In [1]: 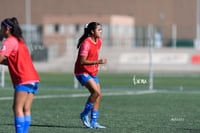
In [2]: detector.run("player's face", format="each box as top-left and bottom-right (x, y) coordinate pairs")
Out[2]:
(94, 25), (102, 38)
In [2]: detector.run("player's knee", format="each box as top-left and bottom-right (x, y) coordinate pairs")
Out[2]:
(23, 106), (30, 114)
(92, 92), (98, 99)
(97, 92), (102, 99)
(13, 107), (23, 116)
(93, 91), (101, 99)
(12, 104), (19, 113)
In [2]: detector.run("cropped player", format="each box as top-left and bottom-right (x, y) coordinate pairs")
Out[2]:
(0, 17), (40, 133)
(74, 22), (107, 128)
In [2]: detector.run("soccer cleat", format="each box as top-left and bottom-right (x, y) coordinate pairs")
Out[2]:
(90, 122), (106, 129)
(80, 113), (91, 128)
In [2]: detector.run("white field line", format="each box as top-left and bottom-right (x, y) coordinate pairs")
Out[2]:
(0, 90), (157, 101)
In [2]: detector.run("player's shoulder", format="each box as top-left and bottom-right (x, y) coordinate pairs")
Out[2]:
(4, 36), (18, 45)
(84, 37), (91, 43)
(82, 38), (91, 46)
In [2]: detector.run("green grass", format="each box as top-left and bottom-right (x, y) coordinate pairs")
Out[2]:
(0, 72), (200, 132)
(3, 72), (200, 90)
(0, 89), (200, 133)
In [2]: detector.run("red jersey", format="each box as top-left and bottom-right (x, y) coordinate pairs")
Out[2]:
(74, 37), (102, 76)
(0, 36), (39, 87)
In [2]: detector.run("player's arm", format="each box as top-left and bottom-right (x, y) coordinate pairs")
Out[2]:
(80, 56), (107, 65)
(0, 54), (8, 65)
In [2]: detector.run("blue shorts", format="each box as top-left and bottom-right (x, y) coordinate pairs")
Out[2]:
(75, 74), (99, 86)
(15, 82), (39, 94)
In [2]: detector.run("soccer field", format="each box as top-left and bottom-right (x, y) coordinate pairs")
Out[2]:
(0, 72), (200, 133)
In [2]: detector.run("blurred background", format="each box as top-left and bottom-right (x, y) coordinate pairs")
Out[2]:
(0, 0), (200, 89)
(1, 2), (200, 132)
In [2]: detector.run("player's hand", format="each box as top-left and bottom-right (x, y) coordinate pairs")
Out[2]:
(98, 58), (107, 64)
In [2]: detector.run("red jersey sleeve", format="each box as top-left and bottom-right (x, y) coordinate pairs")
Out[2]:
(0, 37), (18, 57)
(79, 40), (90, 56)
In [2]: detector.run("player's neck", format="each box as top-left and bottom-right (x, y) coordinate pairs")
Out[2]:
(89, 37), (97, 44)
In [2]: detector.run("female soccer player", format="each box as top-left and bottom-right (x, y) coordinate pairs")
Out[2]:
(74, 22), (107, 128)
(0, 17), (40, 133)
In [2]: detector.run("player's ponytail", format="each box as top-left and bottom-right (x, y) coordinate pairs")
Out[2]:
(77, 24), (89, 49)
(1, 17), (23, 41)
(77, 22), (101, 49)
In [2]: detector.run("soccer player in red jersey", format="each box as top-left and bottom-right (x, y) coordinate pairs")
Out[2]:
(0, 17), (40, 133)
(74, 22), (107, 128)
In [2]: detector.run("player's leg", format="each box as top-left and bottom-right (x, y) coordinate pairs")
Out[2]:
(13, 82), (38, 132)
(76, 74), (103, 128)
(84, 78), (101, 114)
(23, 93), (34, 133)
(80, 78), (98, 128)
(91, 76), (101, 110)
(13, 91), (28, 133)
(85, 79), (101, 104)
(90, 82), (106, 128)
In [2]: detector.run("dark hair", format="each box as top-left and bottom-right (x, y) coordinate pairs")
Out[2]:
(77, 22), (101, 49)
(0, 32), (3, 41)
(1, 17), (23, 41)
